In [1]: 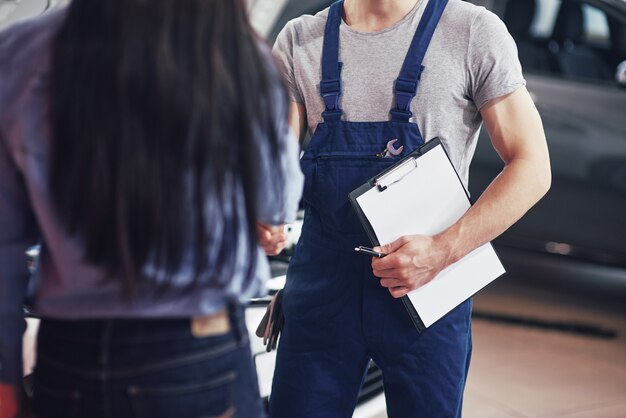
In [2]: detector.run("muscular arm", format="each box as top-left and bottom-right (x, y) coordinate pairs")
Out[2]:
(372, 87), (551, 297)
(440, 86), (551, 261)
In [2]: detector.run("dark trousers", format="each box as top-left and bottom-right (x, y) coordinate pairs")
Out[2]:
(33, 304), (264, 418)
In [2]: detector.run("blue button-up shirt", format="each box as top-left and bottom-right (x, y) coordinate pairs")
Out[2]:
(0, 9), (303, 384)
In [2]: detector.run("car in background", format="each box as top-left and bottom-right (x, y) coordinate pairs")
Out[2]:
(466, 0), (626, 295)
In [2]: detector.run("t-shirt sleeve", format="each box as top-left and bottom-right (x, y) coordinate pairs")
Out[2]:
(272, 20), (304, 104)
(468, 9), (526, 109)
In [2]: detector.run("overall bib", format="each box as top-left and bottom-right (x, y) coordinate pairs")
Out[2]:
(270, 1), (472, 417)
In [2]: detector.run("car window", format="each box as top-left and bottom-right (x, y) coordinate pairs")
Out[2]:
(582, 3), (611, 47)
(497, 0), (623, 84)
(529, 0), (560, 38)
(529, 0), (610, 46)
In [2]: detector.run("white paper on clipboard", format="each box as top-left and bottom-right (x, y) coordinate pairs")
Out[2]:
(355, 142), (505, 328)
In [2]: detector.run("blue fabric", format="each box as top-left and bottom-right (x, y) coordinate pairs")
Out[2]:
(320, 1), (344, 121)
(270, 1), (472, 417)
(392, 0), (448, 121)
(33, 304), (264, 418)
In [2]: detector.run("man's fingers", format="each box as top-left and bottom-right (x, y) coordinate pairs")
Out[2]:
(261, 239), (287, 255)
(388, 286), (409, 298)
(263, 246), (284, 256)
(372, 252), (413, 272)
(379, 277), (402, 288)
(371, 252), (400, 271)
(257, 228), (272, 242)
(258, 229), (287, 247)
(266, 232), (287, 245)
(261, 240), (285, 251)
(257, 224), (286, 245)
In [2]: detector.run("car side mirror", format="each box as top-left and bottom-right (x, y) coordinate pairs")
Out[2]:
(616, 60), (626, 87)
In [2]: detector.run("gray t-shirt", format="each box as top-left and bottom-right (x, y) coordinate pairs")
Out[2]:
(273, 0), (525, 186)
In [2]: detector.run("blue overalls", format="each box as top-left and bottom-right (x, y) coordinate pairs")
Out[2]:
(269, 1), (472, 417)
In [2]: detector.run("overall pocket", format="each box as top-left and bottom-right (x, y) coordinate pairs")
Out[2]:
(314, 154), (399, 234)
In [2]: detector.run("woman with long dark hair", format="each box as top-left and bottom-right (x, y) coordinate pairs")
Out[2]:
(0, 1), (303, 417)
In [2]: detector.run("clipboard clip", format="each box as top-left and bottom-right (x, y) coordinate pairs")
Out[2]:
(373, 157), (418, 192)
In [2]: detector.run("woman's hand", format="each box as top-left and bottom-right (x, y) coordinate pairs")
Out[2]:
(257, 223), (288, 256)
(371, 235), (454, 298)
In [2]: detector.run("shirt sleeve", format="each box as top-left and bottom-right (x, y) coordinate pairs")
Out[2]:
(255, 45), (304, 225)
(0, 132), (37, 384)
(468, 9), (526, 109)
(272, 20), (304, 104)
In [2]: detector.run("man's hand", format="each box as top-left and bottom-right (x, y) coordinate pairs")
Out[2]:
(0, 384), (19, 418)
(257, 223), (288, 256)
(371, 235), (454, 298)
(370, 87), (550, 301)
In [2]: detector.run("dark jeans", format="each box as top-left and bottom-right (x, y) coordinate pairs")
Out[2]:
(32, 304), (264, 418)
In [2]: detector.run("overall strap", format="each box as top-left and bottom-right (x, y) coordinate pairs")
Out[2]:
(391, 0), (449, 122)
(320, 0), (344, 122)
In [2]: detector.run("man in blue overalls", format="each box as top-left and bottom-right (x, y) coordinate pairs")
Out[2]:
(269, 0), (551, 416)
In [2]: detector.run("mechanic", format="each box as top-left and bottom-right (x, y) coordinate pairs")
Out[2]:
(268, 0), (551, 416)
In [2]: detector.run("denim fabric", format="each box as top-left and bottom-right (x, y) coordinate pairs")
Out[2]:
(33, 305), (264, 418)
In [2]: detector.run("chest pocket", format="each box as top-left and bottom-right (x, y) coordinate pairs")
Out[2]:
(312, 154), (398, 235)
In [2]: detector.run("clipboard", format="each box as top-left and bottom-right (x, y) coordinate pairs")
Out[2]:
(349, 137), (505, 331)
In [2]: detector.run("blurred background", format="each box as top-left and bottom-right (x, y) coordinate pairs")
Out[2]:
(3, 0), (625, 417)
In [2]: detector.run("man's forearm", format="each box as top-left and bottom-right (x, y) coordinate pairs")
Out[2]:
(435, 155), (551, 265)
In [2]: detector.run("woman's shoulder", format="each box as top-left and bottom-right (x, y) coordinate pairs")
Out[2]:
(0, 8), (66, 148)
(0, 7), (66, 110)
(0, 7), (67, 68)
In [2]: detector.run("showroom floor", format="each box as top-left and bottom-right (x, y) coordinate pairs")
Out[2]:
(463, 273), (626, 418)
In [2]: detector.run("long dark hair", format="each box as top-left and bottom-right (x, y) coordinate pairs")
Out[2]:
(49, 0), (284, 296)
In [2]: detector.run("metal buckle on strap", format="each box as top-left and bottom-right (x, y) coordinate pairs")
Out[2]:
(320, 79), (341, 112)
(320, 79), (341, 94)
(395, 79), (419, 94)
(393, 67), (423, 115)
(322, 92), (341, 112)
(395, 91), (415, 113)
(390, 109), (413, 121)
(322, 109), (342, 121)
(394, 78), (420, 112)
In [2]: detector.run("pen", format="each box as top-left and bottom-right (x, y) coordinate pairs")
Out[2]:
(354, 246), (387, 258)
